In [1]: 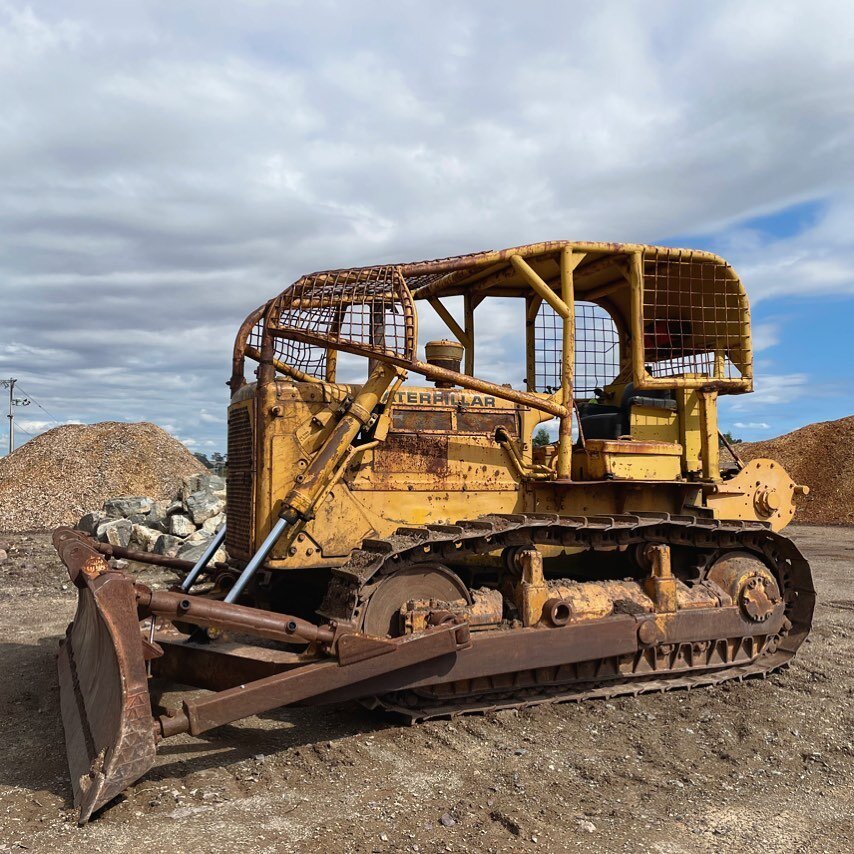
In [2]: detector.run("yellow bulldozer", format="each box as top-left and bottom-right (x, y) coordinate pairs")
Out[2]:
(55, 241), (814, 823)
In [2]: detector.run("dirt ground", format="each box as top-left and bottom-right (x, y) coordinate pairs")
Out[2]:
(1, 526), (852, 854)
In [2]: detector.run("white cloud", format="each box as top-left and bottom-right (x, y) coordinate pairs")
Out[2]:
(13, 418), (82, 432)
(724, 373), (810, 413)
(718, 370), (817, 441)
(751, 322), (780, 352)
(733, 421), (770, 430)
(727, 211), (854, 303)
(0, 1), (853, 451)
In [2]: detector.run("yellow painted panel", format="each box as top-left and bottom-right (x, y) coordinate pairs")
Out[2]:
(630, 406), (679, 444)
(677, 389), (702, 475)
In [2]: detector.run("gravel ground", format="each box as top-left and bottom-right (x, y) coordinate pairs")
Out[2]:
(0, 525), (852, 853)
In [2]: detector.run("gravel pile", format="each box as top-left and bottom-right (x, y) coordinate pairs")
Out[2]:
(0, 422), (205, 532)
(738, 414), (854, 525)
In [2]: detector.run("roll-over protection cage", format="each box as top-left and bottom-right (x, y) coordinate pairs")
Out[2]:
(231, 242), (753, 478)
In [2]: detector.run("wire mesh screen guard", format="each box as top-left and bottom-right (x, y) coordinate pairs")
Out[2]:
(265, 266), (416, 379)
(235, 305), (270, 383)
(641, 253), (745, 381)
(534, 301), (621, 397)
(246, 309), (265, 354)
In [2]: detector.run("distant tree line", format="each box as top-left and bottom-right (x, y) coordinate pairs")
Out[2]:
(533, 428), (551, 447)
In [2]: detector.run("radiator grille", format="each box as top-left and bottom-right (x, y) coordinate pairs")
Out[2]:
(226, 406), (254, 556)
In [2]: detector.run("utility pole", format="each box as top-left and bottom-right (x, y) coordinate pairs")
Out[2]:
(0, 379), (30, 454)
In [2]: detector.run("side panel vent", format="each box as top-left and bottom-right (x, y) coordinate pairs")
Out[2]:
(226, 406), (254, 557)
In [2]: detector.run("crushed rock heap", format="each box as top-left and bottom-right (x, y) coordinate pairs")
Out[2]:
(738, 414), (854, 525)
(76, 472), (227, 565)
(0, 422), (206, 532)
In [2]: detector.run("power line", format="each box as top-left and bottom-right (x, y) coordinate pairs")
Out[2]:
(0, 379), (30, 454)
(0, 380), (70, 453)
(14, 384), (61, 427)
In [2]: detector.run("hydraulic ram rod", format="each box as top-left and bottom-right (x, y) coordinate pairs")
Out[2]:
(181, 524), (227, 592)
(224, 518), (288, 603)
(223, 362), (401, 604)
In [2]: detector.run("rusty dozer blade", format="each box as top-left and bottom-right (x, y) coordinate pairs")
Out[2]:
(54, 528), (157, 824)
(53, 527), (473, 825)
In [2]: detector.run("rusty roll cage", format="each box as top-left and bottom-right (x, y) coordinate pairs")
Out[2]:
(231, 241), (753, 476)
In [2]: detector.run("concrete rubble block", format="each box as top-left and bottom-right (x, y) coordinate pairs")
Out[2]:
(201, 513), (225, 534)
(181, 473), (226, 502)
(185, 491), (226, 525)
(129, 524), (162, 552)
(77, 511), (105, 536)
(96, 518), (133, 548)
(177, 540), (227, 564)
(103, 496), (154, 520)
(147, 500), (171, 527)
(168, 514), (197, 537)
(185, 529), (211, 545)
(166, 500), (186, 517)
(153, 534), (183, 558)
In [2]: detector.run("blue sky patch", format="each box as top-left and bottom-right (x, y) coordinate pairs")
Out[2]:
(737, 198), (825, 241)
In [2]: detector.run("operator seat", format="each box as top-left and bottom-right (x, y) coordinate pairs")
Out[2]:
(578, 383), (676, 440)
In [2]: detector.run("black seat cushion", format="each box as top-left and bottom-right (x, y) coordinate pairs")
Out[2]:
(578, 402), (622, 440)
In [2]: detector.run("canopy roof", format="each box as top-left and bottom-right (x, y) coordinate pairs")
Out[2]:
(232, 241), (752, 399)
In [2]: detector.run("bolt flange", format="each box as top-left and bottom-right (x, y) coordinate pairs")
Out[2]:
(739, 575), (780, 622)
(754, 488), (780, 517)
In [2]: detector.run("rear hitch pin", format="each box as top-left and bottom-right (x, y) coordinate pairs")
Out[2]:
(179, 523), (227, 593)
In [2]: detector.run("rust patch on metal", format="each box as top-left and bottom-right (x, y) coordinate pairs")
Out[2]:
(373, 433), (450, 476)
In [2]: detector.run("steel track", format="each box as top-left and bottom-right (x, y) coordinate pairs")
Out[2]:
(319, 512), (814, 719)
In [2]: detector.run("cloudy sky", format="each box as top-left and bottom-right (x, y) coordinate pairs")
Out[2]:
(1, 0), (853, 454)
